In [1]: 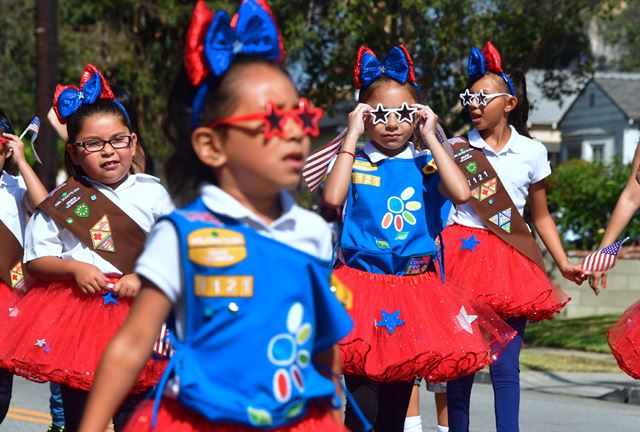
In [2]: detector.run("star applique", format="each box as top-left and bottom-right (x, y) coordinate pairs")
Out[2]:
(460, 89), (474, 106)
(376, 309), (406, 335)
(395, 102), (417, 123)
(456, 306), (478, 334)
(460, 234), (480, 251)
(370, 103), (391, 125)
(101, 291), (119, 305)
(35, 338), (51, 353)
(8, 307), (18, 317)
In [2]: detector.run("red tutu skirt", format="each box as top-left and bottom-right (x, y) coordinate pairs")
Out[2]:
(0, 280), (15, 304)
(0, 279), (165, 393)
(335, 265), (516, 382)
(123, 398), (348, 432)
(441, 224), (570, 321)
(608, 301), (640, 380)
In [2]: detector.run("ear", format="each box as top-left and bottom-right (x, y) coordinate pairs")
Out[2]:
(504, 95), (518, 114)
(66, 143), (81, 166)
(191, 127), (227, 169)
(130, 132), (138, 156)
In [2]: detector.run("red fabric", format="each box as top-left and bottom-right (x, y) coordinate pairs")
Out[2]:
(184, 0), (215, 86)
(335, 265), (516, 382)
(396, 44), (416, 83)
(353, 45), (376, 89)
(441, 224), (570, 321)
(123, 398), (348, 432)
(0, 279), (165, 392)
(0, 280), (14, 304)
(481, 41), (504, 73)
(608, 301), (640, 379)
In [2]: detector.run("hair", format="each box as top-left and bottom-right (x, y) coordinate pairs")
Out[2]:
(164, 55), (290, 206)
(357, 76), (422, 104)
(467, 69), (532, 138)
(0, 109), (18, 175)
(64, 98), (133, 179)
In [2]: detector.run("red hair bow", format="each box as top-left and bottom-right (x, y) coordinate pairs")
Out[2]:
(481, 42), (504, 74)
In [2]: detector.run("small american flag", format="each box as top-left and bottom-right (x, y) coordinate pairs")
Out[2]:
(152, 322), (173, 358)
(302, 128), (348, 193)
(581, 237), (630, 273)
(19, 117), (42, 164)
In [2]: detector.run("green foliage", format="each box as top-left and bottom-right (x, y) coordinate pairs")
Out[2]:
(547, 158), (640, 250)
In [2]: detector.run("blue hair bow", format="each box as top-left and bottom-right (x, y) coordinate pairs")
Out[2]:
(56, 73), (103, 120)
(355, 46), (412, 89)
(467, 42), (515, 95)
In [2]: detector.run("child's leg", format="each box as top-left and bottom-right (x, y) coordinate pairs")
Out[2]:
(490, 316), (527, 432)
(427, 381), (448, 431)
(0, 368), (13, 423)
(445, 373), (475, 432)
(49, 382), (65, 428)
(60, 384), (89, 432)
(344, 374), (379, 431)
(404, 378), (421, 432)
(376, 380), (414, 432)
(112, 391), (148, 432)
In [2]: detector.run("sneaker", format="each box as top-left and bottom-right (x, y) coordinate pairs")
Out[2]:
(47, 425), (65, 432)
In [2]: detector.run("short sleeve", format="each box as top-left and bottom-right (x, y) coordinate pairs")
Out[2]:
(23, 210), (64, 262)
(135, 220), (182, 304)
(530, 143), (552, 184)
(311, 271), (353, 353)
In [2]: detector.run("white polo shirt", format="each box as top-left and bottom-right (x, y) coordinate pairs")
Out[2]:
(0, 172), (28, 245)
(24, 174), (174, 275)
(450, 126), (551, 229)
(135, 183), (334, 337)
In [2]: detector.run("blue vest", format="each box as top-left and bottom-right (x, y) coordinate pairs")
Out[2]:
(156, 198), (352, 428)
(340, 148), (451, 275)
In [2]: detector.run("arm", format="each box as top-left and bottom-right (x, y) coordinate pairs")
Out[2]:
(414, 104), (470, 204)
(323, 103), (371, 207)
(47, 107), (68, 142)
(589, 142), (640, 294)
(26, 256), (107, 294)
(529, 180), (587, 285)
(2, 133), (48, 210)
(79, 283), (172, 432)
(313, 344), (343, 421)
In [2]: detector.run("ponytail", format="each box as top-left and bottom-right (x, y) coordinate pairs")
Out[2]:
(506, 69), (532, 138)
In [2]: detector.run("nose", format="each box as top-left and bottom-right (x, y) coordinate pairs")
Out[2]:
(386, 112), (399, 129)
(281, 115), (305, 142)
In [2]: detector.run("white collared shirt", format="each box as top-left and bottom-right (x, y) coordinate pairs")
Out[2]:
(362, 141), (428, 162)
(24, 174), (174, 275)
(0, 171), (28, 245)
(450, 126), (551, 229)
(135, 183), (334, 338)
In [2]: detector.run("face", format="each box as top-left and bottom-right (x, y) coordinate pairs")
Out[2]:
(211, 64), (311, 194)
(67, 114), (136, 187)
(466, 74), (516, 131)
(364, 83), (416, 154)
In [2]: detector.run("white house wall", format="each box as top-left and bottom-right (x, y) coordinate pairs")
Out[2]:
(623, 127), (640, 164)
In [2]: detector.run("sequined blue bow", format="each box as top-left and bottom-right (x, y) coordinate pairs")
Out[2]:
(358, 46), (410, 89)
(56, 73), (103, 119)
(467, 47), (487, 79)
(204, 1), (281, 77)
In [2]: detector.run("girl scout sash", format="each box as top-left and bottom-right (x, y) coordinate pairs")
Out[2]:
(0, 220), (24, 290)
(449, 136), (545, 270)
(38, 177), (146, 274)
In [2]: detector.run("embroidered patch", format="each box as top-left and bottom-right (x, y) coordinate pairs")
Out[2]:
(352, 172), (381, 187)
(90, 215), (116, 252)
(376, 309), (406, 335)
(456, 306), (478, 334)
(375, 238), (390, 250)
(187, 228), (247, 267)
(395, 231), (409, 241)
(9, 262), (24, 290)
(460, 235), (480, 251)
(470, 186), (482, 201)
(65, 218), (74, 224)
(352, 159), (378, 172)
(193, 275), (254, 298)
(479, 178), (497, 201)
(381, 187), (421, 232)
(330, 273), (353, 310)
(90, 195), (97, 201)
(489, 208), (512, 233)
(405, 256), (431, 275)
(247, 406), (273, 426)
(73, 202), (90, 218)
(422, 159), (438, 175)
(465, 161), (478, 174)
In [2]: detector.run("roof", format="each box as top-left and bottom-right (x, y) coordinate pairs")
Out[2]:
(593, 72), (640, 122)
(526, 70), (580, 128)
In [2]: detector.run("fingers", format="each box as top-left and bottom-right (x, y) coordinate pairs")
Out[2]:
(602, 272), (608, 290)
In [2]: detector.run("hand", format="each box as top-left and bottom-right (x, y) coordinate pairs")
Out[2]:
(412, 103), (439, 143)
(588, 271), (607, 295)
(2, 133), (27, 165)
(559, 263), (589, 285)
(72, 262), (107, 294)
(346, 103), (372, 138)
(112, 273), (141, 298)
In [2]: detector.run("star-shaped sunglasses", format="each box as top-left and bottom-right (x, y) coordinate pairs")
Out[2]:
(459, 89), (513, 107)
(209, 98), (324, 140)
(369, 102), (418, 125)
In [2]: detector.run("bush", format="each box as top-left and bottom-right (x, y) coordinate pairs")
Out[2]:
(546, 158), (640, 250)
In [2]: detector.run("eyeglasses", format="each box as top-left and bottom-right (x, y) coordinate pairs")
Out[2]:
(459, 89), (513, 107)
(73, 135), (133, 153)
(369, 102), (417, 125)
(209, 98), (324, 140)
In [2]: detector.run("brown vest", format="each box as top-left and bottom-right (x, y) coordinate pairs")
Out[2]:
(38, 177), (147, 274)
(0, 220), (24, 289)
(449, 136), (545, 270)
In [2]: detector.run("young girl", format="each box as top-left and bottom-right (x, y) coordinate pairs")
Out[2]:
(0, 110), (48, 423)
(78, 1), (352, 431)
(323, 44), (516, 432)
(589, 140), (640, 378)
(443, 42), (587, 431)
(0, 64), (173, 432)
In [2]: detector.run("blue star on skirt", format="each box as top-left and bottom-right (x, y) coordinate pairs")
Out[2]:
(460, 234), (480, 251)
(101, 291), (119, 305)
(376, 309), (406, 335)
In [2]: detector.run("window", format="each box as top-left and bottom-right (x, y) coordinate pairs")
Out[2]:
(591, 143), (604, 162)
(589, 93), (595, 107)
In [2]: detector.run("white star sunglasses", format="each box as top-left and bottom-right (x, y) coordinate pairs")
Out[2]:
(459, 89), (514, 107)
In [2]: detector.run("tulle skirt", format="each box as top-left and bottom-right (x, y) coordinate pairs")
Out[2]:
(441, 224), (570, 321)
(0, 280), (14, 304)
(608, 301), (640, 380)
(0, 279), (164, 392)
(123, 398), (348, 432)
(335, 264), (516, 382)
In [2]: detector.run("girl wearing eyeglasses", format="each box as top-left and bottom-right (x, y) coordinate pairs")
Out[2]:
(0, 65), (173, 431)
(78, 1), (352, 431)
(442, 42), (587, 432)
(322, 44), (517, 432)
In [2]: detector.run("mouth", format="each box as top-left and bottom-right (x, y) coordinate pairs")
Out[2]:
(470, 112), (482, 123)
(283, 152), (304, 169)
(101, 160), (120, 169)
(382, 133), (401, 139)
